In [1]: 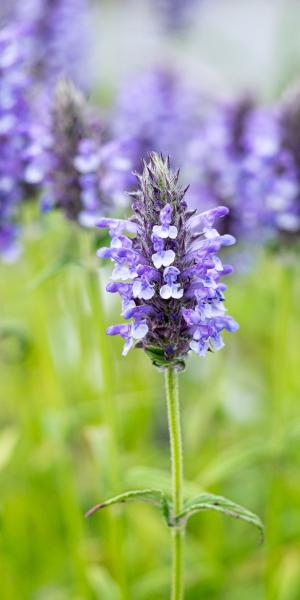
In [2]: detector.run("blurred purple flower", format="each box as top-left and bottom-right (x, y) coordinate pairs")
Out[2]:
(276, 83), (300, 237)
(186, 96), (300, 242)
(0, 23), (44, 261)
(41, 79), (136, 225)
(15, 0), (92, 90)
(113, 68), (201, 170)
(97, 153), (238, 368)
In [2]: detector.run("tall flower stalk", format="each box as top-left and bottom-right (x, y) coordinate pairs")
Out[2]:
(165, 367), (184, 599)
(87, 154), (263, 598)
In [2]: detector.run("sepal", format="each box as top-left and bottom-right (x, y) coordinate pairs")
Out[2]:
(144, 345), (185, 371)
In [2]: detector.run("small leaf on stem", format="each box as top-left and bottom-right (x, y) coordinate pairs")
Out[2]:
(175, 493), (264, 542)
(85, 488), (171, 525)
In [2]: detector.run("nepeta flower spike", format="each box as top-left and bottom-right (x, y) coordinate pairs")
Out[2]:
(15, 0), (92, 90)
(91, 155), (262, 600)
(42, 79), (134, 225)
(0, 23), (44, 261)
(97, 153), (238, 369)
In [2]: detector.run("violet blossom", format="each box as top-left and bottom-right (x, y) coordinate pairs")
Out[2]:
(0, 23), (44, 261)
(186, 96), (300, 242)
(14, 0), (92, 90)
(41, 79), (135, 225)
(113, 68), (201, 172)
(97, 153), (238, 369)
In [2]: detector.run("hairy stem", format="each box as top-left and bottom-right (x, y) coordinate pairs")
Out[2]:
(165, 367), (185, 600)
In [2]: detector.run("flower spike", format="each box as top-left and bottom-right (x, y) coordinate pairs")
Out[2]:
(97, 153), (238, 369)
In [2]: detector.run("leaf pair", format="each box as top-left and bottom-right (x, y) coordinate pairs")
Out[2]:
(85, 488), (264, 542)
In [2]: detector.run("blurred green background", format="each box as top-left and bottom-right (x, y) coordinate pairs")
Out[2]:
(2, 1), (300, 598)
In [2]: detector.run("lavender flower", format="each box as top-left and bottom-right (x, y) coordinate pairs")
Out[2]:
(276, 83), (300, 236)
(0, 23), (44, 261)
(186, 96), (299, 241)
(97, 153), (238, 369)
(15, 0), (92, 90)
(42, 79), (135, 225)
(114, 68), (200, 171)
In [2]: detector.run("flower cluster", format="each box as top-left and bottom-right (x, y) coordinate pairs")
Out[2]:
(41, 79), (135, 225)
(15, 0), (92, 90)
(277, 83), (300, 237)
(113, 70), (299, 245)
(0, 23), (44, 261)
(113, 68), (200, 171)
(186, 96), (300, 241)
(97, 153), (238, 368)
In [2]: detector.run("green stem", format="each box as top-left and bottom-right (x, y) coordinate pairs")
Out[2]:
(165, 367), (185, 600)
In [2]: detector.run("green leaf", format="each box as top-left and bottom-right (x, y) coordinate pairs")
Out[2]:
(85, 489), (171, 525)
(175, 493), (264, 542)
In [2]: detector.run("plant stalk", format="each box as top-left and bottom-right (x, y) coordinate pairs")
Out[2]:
(165, 367), (185, 600)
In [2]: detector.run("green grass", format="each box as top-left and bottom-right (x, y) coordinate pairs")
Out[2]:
(1, 213), (300, 599)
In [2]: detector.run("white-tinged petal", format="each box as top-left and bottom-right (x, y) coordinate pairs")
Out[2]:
(153, 225), (168, 238)
(132, 280), (155, 300)
(204, 227), (219, 239)
(133, 323), (149, 340)
(121, 300), (136, 315)
(122, 337), (134, 356)
(132, 280), (142, 297)
(112, 264), (135, 281)
(141, 286), (155, 300)
(213, 256), (223, 271)
(168, 225), (178, 239)
(162, 249), (175, 266)
(152, 252), (163, 269)
(171, 285), (184, 299)
(190, 339), (208, 356)
(160, 285), (172, 299)
(210, 334), (225, 352)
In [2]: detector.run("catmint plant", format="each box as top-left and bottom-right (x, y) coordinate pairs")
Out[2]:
(14, 0), (92, 90)
(87, 154), (263, 599)
(113, 67), (200, 174)
(276, 83), (300, 238)
(0, 23), (44, 261)
(41, 79), (135, 226)
(186, 96), (299, 244)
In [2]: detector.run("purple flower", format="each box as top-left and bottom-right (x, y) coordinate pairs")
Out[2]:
(14, 0), (92, 90)
(97, 153), (238, 369)
(41, 79), (136, 225)
(113, 68), (200, 171)
(0, 23), (44, 261)
(186, 96), (300, 242)
(275, 83), (300, 237)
